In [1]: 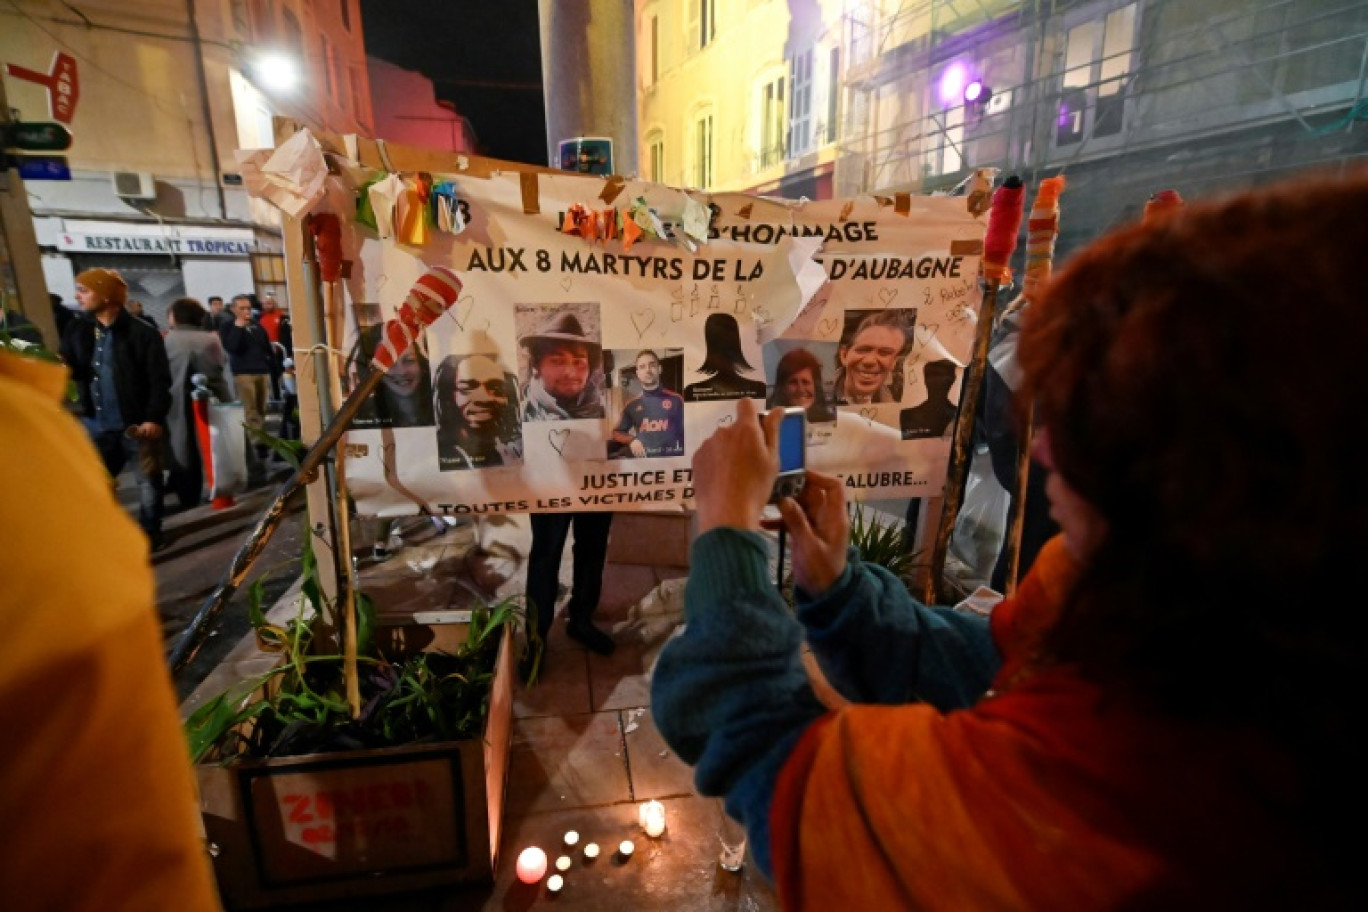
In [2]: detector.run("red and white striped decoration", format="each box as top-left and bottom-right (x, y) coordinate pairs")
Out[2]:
(372, 266), (464, 372)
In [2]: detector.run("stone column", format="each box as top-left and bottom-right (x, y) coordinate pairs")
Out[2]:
(537, 0), (638, 175)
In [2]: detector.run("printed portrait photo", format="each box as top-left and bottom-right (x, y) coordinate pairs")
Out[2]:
(900, 359), (962, 440)
(342, 303), (436, 429)
(763, 339), (838, 424)
(833, 308), (916, 405)
(682, 312), (768, 402)
(433, 352), (524, 471)
(514, 303), (607, 421)
(606, 347), (686, 459)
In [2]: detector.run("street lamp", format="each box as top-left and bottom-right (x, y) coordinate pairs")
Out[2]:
(254, 52), (299, 92)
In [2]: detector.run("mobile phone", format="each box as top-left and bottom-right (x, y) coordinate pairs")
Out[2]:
(768, 406), (807, 503)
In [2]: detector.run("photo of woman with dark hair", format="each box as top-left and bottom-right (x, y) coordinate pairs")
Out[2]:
(768, 346), (835, 423)
(344, 323), (435, 428)
(434, 353), (523, 471)
(683, 313), (767, 402)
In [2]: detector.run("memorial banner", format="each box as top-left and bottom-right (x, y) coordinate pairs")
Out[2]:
(312, 160), (984, 517)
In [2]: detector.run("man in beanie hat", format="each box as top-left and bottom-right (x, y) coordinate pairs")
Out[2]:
(517, 309), (615, 674)
(60, 267), (173, 549)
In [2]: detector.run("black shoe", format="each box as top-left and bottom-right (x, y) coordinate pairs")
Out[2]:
(567, 619), (615, 656)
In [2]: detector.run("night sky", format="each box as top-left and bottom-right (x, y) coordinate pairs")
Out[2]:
(358, 0), (548, 165)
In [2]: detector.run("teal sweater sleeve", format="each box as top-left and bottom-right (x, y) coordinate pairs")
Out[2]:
(650, 529), (827, 880)
(796, 549), (1001, 708)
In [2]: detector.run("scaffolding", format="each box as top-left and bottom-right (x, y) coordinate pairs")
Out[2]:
(838, 0), (1368, 252)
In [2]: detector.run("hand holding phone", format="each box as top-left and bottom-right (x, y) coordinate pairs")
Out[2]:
(765, 407), (807, 504)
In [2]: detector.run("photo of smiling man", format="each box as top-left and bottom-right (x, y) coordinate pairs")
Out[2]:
(434, 352), (523, 470)
(833, 309), (914, 405)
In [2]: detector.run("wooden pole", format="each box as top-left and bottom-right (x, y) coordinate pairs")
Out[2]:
(922, 175), (1025, 605)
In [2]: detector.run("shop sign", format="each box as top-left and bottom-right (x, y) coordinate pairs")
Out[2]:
(55, 231), (254, 256)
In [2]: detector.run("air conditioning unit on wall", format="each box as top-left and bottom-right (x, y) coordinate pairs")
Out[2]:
(112, 171), (157, 201)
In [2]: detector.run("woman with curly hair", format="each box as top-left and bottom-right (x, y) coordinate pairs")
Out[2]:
(651, 172), (1363, 908)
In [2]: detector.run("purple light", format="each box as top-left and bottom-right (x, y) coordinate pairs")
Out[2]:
(938, 63), (968, 106)
(964, 79), (985, 103)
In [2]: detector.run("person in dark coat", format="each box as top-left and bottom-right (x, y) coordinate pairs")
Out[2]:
(60, 267), (172, 548)
(163, 297), (233, 507)
(219, 294), (275, 482)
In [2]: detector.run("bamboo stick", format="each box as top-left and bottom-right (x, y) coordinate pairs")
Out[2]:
(922, 176), (1025, 605)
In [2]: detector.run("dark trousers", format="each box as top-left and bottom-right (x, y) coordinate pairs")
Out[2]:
(525, 511), (614, 645)
(91, 429), (164, 537)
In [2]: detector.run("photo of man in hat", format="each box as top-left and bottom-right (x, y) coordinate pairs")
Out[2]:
(517, 306), (606, 421)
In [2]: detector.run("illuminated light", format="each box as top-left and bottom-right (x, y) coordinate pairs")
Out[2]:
(583, 842), (600, 859)
(938, 62), (968, 106)
(547, 874), (564, 893)
(639, 800), (666, 837)
(556, 855), (572, 872)
(965, 79), (991, 105)
(619, 839), (635, 858)
(255, 52), (299, 91)
(515, 847), (548, 884)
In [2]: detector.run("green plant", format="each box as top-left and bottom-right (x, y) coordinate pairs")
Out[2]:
(185, 428), (521, 764)
(847, 502), (920, 588)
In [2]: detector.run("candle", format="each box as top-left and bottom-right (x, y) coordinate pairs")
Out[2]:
(515, 846), (547, 884)
(556, 855), (572, 872)
(619, 839), (635, 858)
(583, 842), (600, 860)
(640, 800), (666, 838)
(563, 829), (579, 847)
(547, 874), (564, 893)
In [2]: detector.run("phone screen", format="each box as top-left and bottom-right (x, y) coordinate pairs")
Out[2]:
(778, 411), (805, 473)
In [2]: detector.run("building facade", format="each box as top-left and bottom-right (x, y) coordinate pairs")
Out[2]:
(634, 0), (847, 198)
(1, 0), (373, 324)
(637, 0), (1368, 251)
(368, 56), (475, 154)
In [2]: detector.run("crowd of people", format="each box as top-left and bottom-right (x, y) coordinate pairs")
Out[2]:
(40, 273), (297, 550)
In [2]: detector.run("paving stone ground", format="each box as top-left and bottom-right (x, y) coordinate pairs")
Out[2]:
(185, 512), (781, 911)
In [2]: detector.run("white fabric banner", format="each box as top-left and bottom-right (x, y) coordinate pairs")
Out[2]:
(334, 169), (984, 517)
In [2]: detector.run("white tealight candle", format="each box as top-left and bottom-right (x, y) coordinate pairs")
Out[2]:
(563, 829), (579, 847)
(619, 839), (635, 858)
(515, 846), (548, 884)
(640, 800), (666, 838)
(547, 874), (564, 893)
(583, 842), (600, 859)
(556, 855), (572, 872)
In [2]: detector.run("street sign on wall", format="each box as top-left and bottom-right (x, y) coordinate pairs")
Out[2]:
(557, 137), (614, 176)
(15, 155), (70, 181)
(1, 121), (73, 151)
(5, 52), (80, 124)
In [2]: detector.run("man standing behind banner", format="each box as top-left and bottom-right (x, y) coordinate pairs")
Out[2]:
(518, 310), (615, 674)
(610, 350), (685, 459)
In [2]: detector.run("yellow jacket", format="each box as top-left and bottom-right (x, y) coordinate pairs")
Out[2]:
(0, 351), (219, 910)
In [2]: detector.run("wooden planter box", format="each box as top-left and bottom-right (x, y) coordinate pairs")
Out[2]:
(196, 625), (515, 909)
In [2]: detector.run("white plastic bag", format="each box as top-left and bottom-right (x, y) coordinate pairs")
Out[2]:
(207, 401), (248, 500)
(945, 445), (1011, 595)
